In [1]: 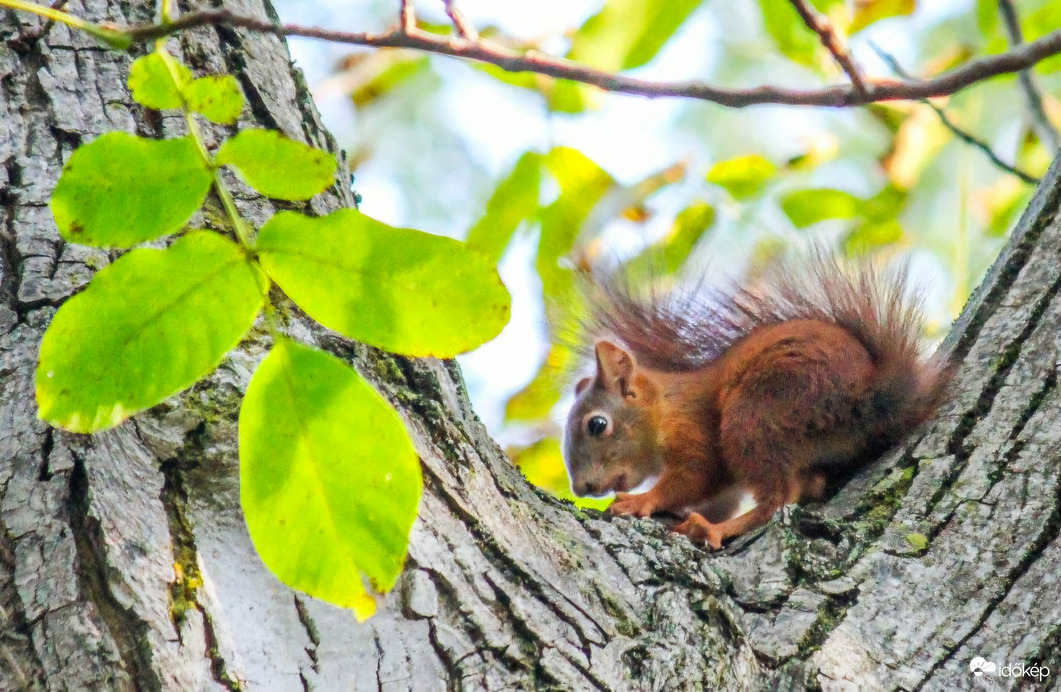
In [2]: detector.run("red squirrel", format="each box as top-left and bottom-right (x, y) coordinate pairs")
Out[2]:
(563, 252), (949, 549)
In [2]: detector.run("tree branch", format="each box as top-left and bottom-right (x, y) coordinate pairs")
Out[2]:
(79, 9), (1061, 109)
(997, 0), (1060, 152)
(441, 0), (476, 40)
(872, 44), (1040, 184)
(787, 0), (866, 94)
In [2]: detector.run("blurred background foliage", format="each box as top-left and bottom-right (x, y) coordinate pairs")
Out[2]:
(273, 0), (1058, 508)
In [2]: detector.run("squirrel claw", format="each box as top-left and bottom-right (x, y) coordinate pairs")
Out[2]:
(609, 492), (656, 518)
(674, 514), (723, 550)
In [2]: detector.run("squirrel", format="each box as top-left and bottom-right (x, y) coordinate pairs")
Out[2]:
(562, 251), (950, 549)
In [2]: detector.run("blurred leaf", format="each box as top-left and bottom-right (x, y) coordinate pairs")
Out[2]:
(537, 148), (614, 300)
(850, 0), (916, 34)
(37, 232), (265, 433)
(505, 344), (576, 422)
(862, 184), (907, 222)
(781, 188), (861, 228)
(706, 154), (777, 199)
(548, 79), (591, 114)
(50, 133), (213, 248)
(216, 129), (337, 201)
(843, 218), (903, 255)
(240, 339), (421, 618)
(349, 53), (432, 108)
(466, 151), (543, 263)
(511, 438), (612, 511)
(256, 210), (511, 358)
(624, 201), (715, 278)
(569, 0), (702, 71)
(980, 178), (1032, 237)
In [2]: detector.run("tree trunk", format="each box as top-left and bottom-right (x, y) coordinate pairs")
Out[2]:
(1, 1), (1059, 689)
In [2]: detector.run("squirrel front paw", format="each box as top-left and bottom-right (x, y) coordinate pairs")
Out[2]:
(609, 492), (657, 518)
(674, 513), (723, 550)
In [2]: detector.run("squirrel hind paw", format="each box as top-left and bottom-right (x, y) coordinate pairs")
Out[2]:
(674, 513), (723, 550)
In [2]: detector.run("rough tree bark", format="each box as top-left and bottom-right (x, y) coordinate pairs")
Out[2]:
(1, 1), (1059, 690)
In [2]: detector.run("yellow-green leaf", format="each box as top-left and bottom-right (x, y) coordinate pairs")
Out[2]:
(36, 232), (265, 433)
(706, 154), (777, 200)
(466, 151), (542, 263)
(781, 188), (861, 228)
(240, 339), (421, 618)
(256, 210), (511, 357)
(50, 133), (213, 247)
(216, 129), (337, 201)
(184, 75), (244, 124)
(851, 0), (916, 34)
(127, 52), (191, 110)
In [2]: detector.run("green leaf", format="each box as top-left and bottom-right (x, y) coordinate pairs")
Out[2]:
(184, 75), (244, 124)
(623, 201), (715, 279)
(781, 188), (861, 228)
(706, 154), (777, 199)
(504, 344), (574, 422)
(842, 218), (903, 255)
(569, 0), (701, 70)
(50, 133), (213, 248)
(466, 152), (542, 263)
(850, 0), (916, 34)
(256, 210), (511, 357)
(758, 0), (820, 67)
(36, 232), (266, 433)
(240, 339), (421, 618)
(127, 52), (191, 110)
(216, 129), (337, 201)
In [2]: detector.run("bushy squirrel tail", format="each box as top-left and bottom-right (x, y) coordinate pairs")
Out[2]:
(580, 251), (951, 434)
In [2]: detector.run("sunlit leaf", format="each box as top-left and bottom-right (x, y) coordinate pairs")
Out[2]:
(569, 0), (702, 70)
(256, 210), (510, 357)
(36, 232), (265, 433)
(758, 0), (820, 67)
(706, 154), (777, 199)
(240, 339), (421, 619)
(184, 75), (244, 124)
(127, 52), (191, 110)
(216, 129), (337, 201)
(781, 188), (861, 228)
(466, 151), (542, 263)
(850, 0), (916, 34)
(50, 133), (213, 247)
(511, 438), (612, 511)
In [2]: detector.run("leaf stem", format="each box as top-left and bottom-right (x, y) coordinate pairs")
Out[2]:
(0, 0), (131, 48)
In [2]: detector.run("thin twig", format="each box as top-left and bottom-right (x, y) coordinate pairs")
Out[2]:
(398, 0), (415, 33)
(787, 0), (866, 94)
(997, 0), (1059, 152)
(442, 0), (476, 40)
(872, 44), (1040, 184)
(108, 10), (1061, 109)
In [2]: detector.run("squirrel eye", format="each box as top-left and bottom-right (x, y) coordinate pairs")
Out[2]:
(587, 415), (609, 437)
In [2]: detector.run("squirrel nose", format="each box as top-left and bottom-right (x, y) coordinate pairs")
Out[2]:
(574, 480), (600, 497)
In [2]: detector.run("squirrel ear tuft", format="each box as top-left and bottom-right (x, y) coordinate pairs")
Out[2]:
(595, 341), (635, 395)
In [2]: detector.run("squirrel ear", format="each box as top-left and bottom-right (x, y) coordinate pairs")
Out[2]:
(575, 377), (592, 395)
(595, 341), (635, 397)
